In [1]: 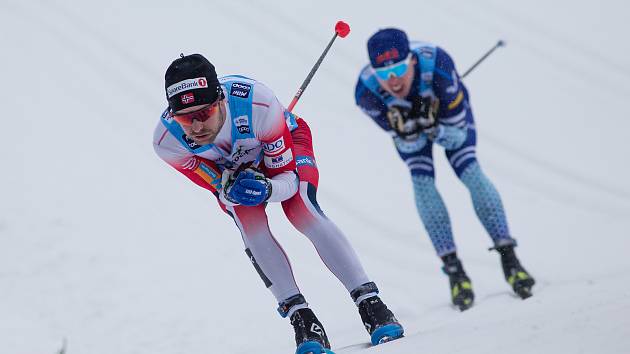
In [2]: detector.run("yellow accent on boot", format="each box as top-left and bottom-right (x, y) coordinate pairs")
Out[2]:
(509, 271), (530, 285)
(452, 284), (460, 298)
(508, 275), (516, 286)
(452, 281), (472, 299)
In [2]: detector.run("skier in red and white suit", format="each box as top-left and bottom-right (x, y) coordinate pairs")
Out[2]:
(152, 54), (403, 352)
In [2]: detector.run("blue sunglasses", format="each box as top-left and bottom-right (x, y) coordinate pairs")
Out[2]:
(374, 54), (412, 80)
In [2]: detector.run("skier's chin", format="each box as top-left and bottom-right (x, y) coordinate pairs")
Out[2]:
(191, 132), (217, 145)
(389, 83), (407, 97)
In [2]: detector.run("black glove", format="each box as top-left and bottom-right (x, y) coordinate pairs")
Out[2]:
(387, 97), (440, 140)
(386, 101), (421, 139)
(411, 96), (440, 139)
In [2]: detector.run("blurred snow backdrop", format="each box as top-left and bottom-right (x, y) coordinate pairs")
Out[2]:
(1, 0), (628, 353)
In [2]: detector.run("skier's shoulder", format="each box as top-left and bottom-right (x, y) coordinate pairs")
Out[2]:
(220, 75), (283, 137)
(409, 40), (456, 68)
(220, 75), (276, 105)
(355, 64), (384, 104)
(358, 63), (374, 82)
(222, 75), (276, 110)
(153, 107), (174, 143)
(409, 40), (438, 58)
(434, 46), (456, 71)
(152, 107), (190, 161)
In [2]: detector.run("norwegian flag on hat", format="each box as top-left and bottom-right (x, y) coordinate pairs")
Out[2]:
(181, 92), (195, 104)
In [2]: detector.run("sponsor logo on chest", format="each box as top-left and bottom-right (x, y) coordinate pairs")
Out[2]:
(183, 134), (202, 150)
(419, 47), (434, 59)
(233, 115), (251, 134)
(231, 144), (257, 163)
(230, 82), (251, 98)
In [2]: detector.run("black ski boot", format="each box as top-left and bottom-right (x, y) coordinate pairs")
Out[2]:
(494, 245), (535, 299)
(351, 282), (404, 345)
(279, 294), (331, 354)
(441, 253), (474, 311)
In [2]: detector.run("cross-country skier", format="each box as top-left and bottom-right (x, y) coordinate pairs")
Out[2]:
(153, 54), (404, 354)
(354, 28), (535, 311)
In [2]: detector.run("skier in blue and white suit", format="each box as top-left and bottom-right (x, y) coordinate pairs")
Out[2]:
(355, 28), (535, 310)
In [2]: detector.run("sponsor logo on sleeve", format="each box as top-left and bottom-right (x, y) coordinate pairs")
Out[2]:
(233, 115), (251, 134)
(230, 82), (251, 98)
(161, 109), (173, 123)
(420, 47), (434, 59)
(197, 162), (222, 189)
(166, 77), (208, 98)
(264, 148), (293, 169)
(295, 155), (316, 168)
(262, 137), (285, 154)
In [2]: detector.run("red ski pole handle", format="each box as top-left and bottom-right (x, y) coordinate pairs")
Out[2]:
(287, 20), (351, 112)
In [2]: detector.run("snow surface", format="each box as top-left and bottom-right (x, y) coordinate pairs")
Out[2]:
(1, 0), (629, 353)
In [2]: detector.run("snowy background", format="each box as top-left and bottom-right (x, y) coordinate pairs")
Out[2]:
(1, 0), (629, 353)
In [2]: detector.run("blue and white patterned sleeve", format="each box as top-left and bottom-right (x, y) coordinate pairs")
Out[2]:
(431, 47), (469, 150)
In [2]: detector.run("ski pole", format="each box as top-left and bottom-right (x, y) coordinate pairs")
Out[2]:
(245, 21), (351, 172)
(286, 20), (351, 112)
(461, 40), (505, 79)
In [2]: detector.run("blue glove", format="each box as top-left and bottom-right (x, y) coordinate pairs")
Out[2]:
(225, 169), (272, 206)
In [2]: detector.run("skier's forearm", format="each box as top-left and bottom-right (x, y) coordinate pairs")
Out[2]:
(267, 171), (299, 202)
(173, 157), (223, 195)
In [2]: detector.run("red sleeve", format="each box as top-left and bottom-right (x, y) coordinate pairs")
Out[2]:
(170, 156), (222, 196)
(260, 116), (296, 177)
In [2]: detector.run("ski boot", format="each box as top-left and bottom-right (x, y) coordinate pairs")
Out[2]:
(279, 294), (334, 354)
(442, 253), (474, 311)
(351, 282), (404, 345)
(494, 245), (536, 299)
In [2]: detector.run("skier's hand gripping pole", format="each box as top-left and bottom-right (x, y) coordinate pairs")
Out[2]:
(286, 20), (350, 112)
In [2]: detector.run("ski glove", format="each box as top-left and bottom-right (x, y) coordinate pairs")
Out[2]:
(387, 96), (440, 140)
(222, 168), (272, 206)
(386, 100), (420, 140)
(415, 96), (440, 138)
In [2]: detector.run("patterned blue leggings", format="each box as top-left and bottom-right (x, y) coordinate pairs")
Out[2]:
(412, 161), (515, 256)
